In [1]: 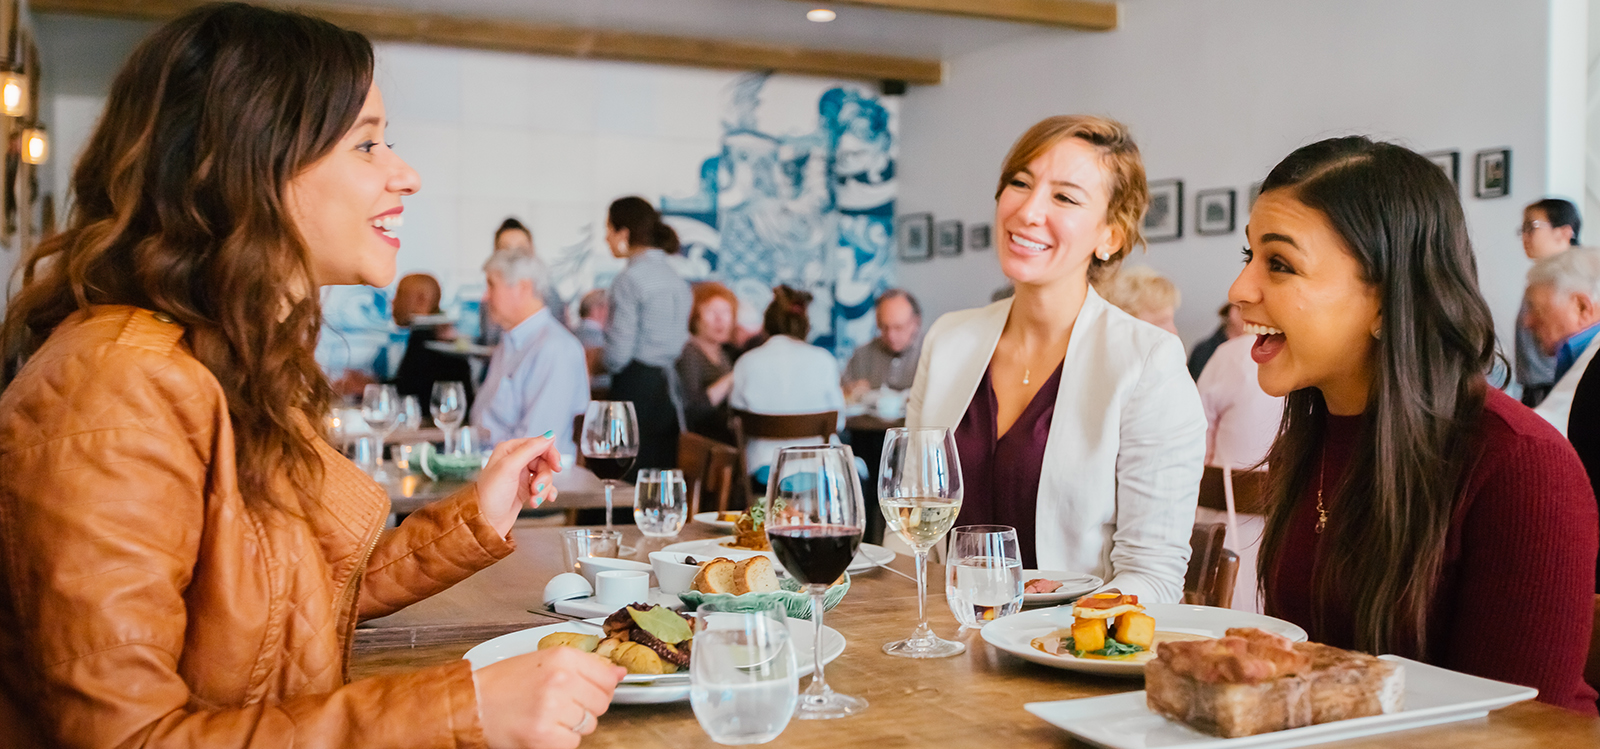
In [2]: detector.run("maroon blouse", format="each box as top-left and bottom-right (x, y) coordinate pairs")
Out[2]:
(953, 362), (1065, 569)
(1266, 387), (1599, 714)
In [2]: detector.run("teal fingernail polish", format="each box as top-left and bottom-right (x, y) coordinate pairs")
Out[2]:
(542, 430), (554, 438)
(536, 483), (545, 492)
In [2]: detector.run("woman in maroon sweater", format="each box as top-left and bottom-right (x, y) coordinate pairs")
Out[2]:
(1231, 136), (1598, 713)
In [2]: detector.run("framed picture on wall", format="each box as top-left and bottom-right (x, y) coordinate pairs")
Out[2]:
(1196, 188), (1236, 235)
(967, 222), (991, 251)
(1475, 148), (1510, 199)
(896, 213), (933, 261)
(935, 219), (963, 256)
(1145, 179), (1183, 241)
(1425, 149), (1460, 189)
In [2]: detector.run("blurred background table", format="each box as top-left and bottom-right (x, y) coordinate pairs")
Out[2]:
(351, 524), (1595, 749)
(378, 465), (625, 522)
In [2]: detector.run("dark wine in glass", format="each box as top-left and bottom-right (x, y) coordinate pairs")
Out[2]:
(580, 401), (640, 541)
(767, 525), (861, 585)
(584, 455), (636, 482)
(764, 445), (868, 720)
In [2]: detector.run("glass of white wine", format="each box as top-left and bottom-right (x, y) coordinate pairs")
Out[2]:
(877, 427), (965, 658)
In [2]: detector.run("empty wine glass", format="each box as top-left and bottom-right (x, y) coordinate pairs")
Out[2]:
(765, 445), (866, 719)
(430, 381), (466, 453)
(878, 427), (965, 658)
(361, 384), (400, 480)
(581, 401), (639, 541)
(400, 395), (423, 432)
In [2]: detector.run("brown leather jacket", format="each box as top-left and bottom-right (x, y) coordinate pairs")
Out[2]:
(0, 306), (514, 747)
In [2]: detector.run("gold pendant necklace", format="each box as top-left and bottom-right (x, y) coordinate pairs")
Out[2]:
(1023, 367), (1031, 386)
(1314, 443), (1328, 534)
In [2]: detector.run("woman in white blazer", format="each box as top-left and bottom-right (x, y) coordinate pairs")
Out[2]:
(907, 116), (1206, 604)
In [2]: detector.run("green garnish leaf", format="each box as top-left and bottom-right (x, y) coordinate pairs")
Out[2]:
(627, 606), (693, 644)
(1064, 636), (1146, 658)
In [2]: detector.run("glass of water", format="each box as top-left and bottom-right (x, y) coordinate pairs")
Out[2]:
(690, 601), (799, 746)
(634, 468), (689, 537)
(945, 525), (1023, 630)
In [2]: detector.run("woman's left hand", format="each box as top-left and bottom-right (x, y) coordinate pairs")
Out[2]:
(476, 433), (563, 537)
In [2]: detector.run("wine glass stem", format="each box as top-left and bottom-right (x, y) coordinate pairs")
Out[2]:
(807, 589), (830, 698)
(914, 548), (929, 633)
(603, 481), (614, 533)
(442, 426), (454, 455)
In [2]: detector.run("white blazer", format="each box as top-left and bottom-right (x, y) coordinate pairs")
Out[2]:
(907, 288), (1207, 603)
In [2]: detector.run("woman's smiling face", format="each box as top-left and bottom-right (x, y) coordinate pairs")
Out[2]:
(1229, 190), (1382, 415)
(994, 137), (1120, 290)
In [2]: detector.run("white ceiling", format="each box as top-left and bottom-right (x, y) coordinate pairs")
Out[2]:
(338, 0), (1095, 59)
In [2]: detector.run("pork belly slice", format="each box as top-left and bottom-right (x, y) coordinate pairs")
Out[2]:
(1146, 658), (1313, 738)
(1295, 642), (1405, 722)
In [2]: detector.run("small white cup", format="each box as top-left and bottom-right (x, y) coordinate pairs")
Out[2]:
(595, 570), (651, 608)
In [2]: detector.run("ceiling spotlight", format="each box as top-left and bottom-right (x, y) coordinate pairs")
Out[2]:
(807, 8), (836, 22)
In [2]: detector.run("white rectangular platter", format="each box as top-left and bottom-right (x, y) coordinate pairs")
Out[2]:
(1024, 656), (1537, 749)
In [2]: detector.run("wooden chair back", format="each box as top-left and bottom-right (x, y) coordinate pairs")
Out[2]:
(1197, 466), (1269, 515)
(1209, 549), (1239, 609)
(728, 409), (837, 481)
(1184, 522), (1235, 607)
(677, 432), (743, 514)
(1586, 595), (1600, 694)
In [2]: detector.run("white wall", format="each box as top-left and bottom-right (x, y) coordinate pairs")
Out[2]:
(897, 0), (1556, 354)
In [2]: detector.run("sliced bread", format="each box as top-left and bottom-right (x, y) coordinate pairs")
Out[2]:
(692, 558), (739, 594)
(732, 556), (781, 594)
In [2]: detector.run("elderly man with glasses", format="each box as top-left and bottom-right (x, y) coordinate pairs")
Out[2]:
(1516, 197), (1583, 407)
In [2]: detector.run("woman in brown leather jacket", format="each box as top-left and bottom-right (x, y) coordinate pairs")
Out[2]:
(0, 4), (623, 747)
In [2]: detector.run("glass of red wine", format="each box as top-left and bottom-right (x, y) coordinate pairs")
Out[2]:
(764, 445), (867, 720)
(580, 401), (639, 543)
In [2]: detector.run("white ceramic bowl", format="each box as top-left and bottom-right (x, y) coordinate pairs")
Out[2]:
(576, 556), (653, 588)
(647, 552), (702, 595)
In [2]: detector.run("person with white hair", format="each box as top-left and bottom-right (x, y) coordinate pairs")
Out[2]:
(471, 248), (590, 454)
(1524, 246), (1600, 434)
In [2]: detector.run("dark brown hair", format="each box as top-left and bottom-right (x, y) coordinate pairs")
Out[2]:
(607, 196), (680, 254)
(763, 285), (812, 339)
(996, 115), (1149, 284)
(1255, 136), (1496, 656)
(1, 3), (374, 512)
(495, 217), (531, 244)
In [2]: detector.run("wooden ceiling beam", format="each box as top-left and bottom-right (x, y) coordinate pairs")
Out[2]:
(800, 0), (1118, 31)
(31, 0), (944, 84)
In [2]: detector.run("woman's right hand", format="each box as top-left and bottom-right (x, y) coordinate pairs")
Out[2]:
(473, 646), (627, 749)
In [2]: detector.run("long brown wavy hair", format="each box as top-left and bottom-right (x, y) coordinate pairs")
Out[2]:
(1254, 137), (1497, 656)
(0, 3), (374, 512)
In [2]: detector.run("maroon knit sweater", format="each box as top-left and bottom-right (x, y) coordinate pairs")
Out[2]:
(1266, 387), (1599, 714)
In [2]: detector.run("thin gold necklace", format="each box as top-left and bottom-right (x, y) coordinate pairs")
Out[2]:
(1315, 443), (1328, 534)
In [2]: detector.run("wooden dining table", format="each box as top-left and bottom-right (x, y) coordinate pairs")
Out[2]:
(353, 523), (1600, 748)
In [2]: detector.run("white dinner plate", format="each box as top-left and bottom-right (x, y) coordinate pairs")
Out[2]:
(662, 538), (897, 574)
(1021, 570), (1103, 605)
(981, 603), (1307, 678)
(1024, 655), (1536, 749)
(691, 511), (738, 531)
(464, 618), (846, 704)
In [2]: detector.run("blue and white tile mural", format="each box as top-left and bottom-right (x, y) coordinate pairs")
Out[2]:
(316, 67), (897, 381)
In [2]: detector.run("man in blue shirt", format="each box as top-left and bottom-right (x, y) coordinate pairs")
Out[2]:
(1525, 246), (1600, 435)
(470, 248), (590, 456)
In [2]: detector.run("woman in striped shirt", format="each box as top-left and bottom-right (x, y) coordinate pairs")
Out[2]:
(603, 196), (694, 472)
